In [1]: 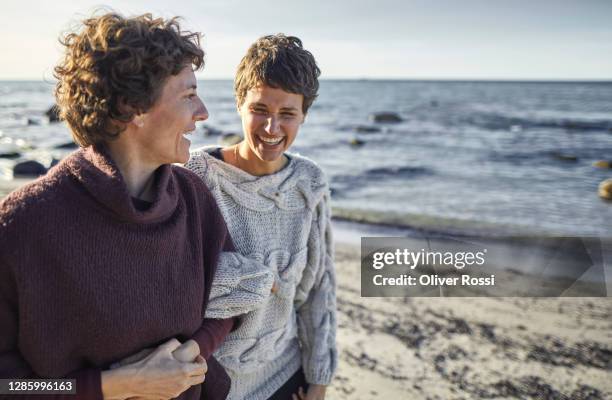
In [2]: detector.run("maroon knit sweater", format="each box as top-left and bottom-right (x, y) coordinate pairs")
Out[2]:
(0, 145), (234, 399)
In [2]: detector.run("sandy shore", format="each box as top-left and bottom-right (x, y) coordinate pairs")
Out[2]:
(329, 242), (611, 400)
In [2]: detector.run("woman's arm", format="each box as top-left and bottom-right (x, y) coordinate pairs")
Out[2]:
(205, 252), (275, 319)
(295, 191), (338, 387)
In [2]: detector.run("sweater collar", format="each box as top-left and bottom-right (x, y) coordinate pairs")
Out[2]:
(65, 144), (179, 224)
(202, 150), (296, 190)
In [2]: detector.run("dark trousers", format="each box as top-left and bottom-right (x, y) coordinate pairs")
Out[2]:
(267, 369), (309, 400)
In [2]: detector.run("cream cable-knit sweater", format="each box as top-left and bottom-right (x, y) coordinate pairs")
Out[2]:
(186, 148), (337, 400)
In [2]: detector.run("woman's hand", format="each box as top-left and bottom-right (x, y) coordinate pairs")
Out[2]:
(111, 339), (201, 370)
(101, 338), (206, 400)
(292, 384), (327, 400)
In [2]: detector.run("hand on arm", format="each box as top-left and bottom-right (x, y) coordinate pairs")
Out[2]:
(102, 339), (206, 400)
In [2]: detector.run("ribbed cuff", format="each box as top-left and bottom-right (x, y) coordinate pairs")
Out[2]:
(304, 366), (333, 386)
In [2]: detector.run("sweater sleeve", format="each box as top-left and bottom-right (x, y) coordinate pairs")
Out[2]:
(204, 252), (275, 319)
(0, 259), (103, 400)
(295, 191), (338, 385)
(190, 318), (235, 360)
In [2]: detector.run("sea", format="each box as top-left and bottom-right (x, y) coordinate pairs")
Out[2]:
(1, 80), (611, 236)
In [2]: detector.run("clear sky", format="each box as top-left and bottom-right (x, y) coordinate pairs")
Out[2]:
(1, 0), (611, 80)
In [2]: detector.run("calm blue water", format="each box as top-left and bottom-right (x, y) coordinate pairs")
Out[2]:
(1, 80), (611, 235)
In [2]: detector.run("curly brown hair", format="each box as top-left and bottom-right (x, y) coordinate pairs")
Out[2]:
(54, 12), (204, 147)
(234, 34), (320, 114)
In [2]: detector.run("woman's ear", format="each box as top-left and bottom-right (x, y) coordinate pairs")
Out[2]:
(119, 97), (145, 128)
(132, 114), (145, 128)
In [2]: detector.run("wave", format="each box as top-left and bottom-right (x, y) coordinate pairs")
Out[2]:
(331, 207), (557, 237)
(331, 165), (431, 193)
(467, 114), (612, 133)
(487, 150), (583, 165)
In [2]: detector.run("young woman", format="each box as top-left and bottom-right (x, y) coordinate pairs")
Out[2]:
(187, 34), (337, 400)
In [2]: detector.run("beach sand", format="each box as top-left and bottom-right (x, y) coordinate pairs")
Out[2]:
(2, 180), (611, 399)
(329, 242), (611, 399)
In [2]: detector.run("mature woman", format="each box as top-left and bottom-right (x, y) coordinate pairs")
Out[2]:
(187, 35), (337, 400)
(0, 12), (273, 400)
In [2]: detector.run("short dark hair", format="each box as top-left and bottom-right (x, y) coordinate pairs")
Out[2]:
(54, 11), (204, 146)
(234, 34), (320, 114)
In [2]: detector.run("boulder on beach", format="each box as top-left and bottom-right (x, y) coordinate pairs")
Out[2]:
(13, 160), (47, 177)
(598, 179), (612, 201)
(219, 133), (242, 146)
(46, 105), (61, 123)
(593, 160), (612, 169)
(370, 112), (403, 123)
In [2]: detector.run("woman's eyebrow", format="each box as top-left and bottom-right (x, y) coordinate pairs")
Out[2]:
(184, 83), (198, 92)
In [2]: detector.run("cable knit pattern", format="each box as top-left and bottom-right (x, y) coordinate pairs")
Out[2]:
(186, 148), (337, 400)
(207, 252), (275, 319)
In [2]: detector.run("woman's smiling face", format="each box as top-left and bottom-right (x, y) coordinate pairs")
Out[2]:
(138, 66), (208, 166)
(238, 85), (305, 163)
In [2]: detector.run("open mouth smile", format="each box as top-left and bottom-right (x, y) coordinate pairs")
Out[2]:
(257, 135), (284, 145)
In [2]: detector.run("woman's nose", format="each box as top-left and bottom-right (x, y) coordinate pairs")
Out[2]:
(265, 116), (281, 135)
(194, 98), (209, 122)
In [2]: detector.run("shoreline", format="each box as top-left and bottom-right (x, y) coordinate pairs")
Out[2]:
(3, 178), (602, 239)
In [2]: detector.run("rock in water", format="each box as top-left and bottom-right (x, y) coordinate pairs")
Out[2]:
(54, 141), (78, 150)
(550, 151), (578, 162)
(593, 160), (612, 169)
(202, 125), (223, 136)
(598, 179), (612, 201)
(46, 105), (61, 123)
(0, 142), (22, 159)
(349, 138), (365, 147)
(370, 112), (403, 123)
(0, 151), (21, 159)
(219, 133), (242, 146)
(13, 160), (47, 177)
(354, 125), (381, 133)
